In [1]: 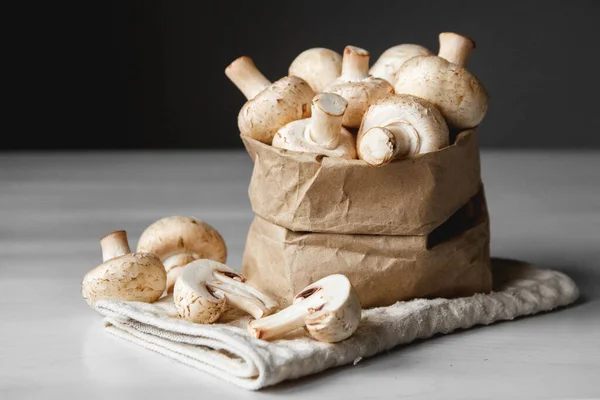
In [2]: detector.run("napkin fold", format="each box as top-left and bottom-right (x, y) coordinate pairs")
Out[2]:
(95, 259), (579, 390)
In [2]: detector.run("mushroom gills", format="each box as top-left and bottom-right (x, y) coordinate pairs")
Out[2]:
(207, 270), (279, 319)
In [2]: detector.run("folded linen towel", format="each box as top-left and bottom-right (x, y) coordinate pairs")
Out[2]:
(95, 258), (579, 390)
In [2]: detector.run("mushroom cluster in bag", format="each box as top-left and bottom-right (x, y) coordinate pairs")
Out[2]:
(226, 32), (489, 166)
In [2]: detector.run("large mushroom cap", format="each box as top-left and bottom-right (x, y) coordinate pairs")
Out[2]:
(137, 216), (227, 264)
(137, 216), (227, 293)
(289, 48), (342, 93)
(226, 56), (315, 144)
(82, 252), (166, 308)
(393, 32), (487, 129)
(173, 260), (226, 324)
(357, 94), (449, 165)
(369, 44), (432, 85)
(238, 76), (314, 144)
(293, 274), (362, 343)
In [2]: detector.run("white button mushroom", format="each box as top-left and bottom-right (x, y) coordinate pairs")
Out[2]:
(394, 32), (488, 129)
(272, 93), (357, 159)
(225, 56), (315, 144)
(288, 47), (342, 93)
(137, 216), (227, 294)
(81, 230), (166, 308)
(174, 259), (279, 324)
(369, 44), (432, 85)
(323, 46), (394, 128)
(247, 274), (362, 343)
(357, 94), (449, 166)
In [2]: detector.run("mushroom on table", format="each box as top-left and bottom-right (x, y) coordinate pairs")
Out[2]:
(248, 274), (362, 343)
(323, 46), (393, 128)
(226, 56), (315, 144)
(81, 230), (166, 308)
(174, 259), (279, 324)
(357, 94), (449, 166)
(272, 93), (357, 159)
(394, 32), (488, 129)
(137, 216), (227, 294)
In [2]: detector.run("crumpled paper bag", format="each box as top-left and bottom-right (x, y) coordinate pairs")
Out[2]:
(242, 129), (482, 236)
(242, 189), (492, 308)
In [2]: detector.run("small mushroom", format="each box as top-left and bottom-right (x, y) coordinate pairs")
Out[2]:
(357, 94), (449, 166)
(288, 47), (342, 93)
(248, 274), (361, 343)
(81, 230), (166, 308)
(137, 216), (227, 294)
(225, 56), (315, 144)
(323, 46), (393, 128)
(369, 44), (432, 85)
(394, 32), (488, 129)
(272, 93), (357, 159)
(173, 259), (279, 324)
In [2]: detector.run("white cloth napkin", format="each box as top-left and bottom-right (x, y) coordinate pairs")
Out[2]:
(95, 258), (579, 390)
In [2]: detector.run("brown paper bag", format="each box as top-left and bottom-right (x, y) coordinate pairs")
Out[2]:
(242, 129), (482, 236)
(242, 190), (492, 308)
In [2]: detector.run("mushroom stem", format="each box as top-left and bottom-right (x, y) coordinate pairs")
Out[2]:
(100, 230), (131, 262)
(308, 93), (348, 150)
(208, 271), (278, 319)
(225, 56), (271, 100)
(360, 122), (420, 166)
(341, 46), (370, 82)
(247, 300), (313, 340)
(438, 32), (475, 67)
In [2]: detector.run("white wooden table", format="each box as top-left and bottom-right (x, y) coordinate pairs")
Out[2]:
(1, 151), (599, 399)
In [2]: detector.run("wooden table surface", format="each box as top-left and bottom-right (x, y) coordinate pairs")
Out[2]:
(1, 150), (599, 399)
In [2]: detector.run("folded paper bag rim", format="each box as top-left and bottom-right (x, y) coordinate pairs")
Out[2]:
(242, 129), (482, 236)
(94, 259), (579, 391)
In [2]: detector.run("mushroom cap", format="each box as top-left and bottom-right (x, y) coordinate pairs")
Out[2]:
(272, 118), (357, 160)
(173, 259), (229, 324)
(369, 44), (432, 84)
(289, 48), (342, 93)
(293, 274), (362, 343)
(394, 55), (488, 129)
(238, 76), (315, 144)
(137, 216), (227, 268)
(357, 94), (449, 164)
(324, 77), (393, 128)
(82, 252), (166, 308)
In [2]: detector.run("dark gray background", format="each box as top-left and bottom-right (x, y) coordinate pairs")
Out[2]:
(8, 0), (600, 149)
